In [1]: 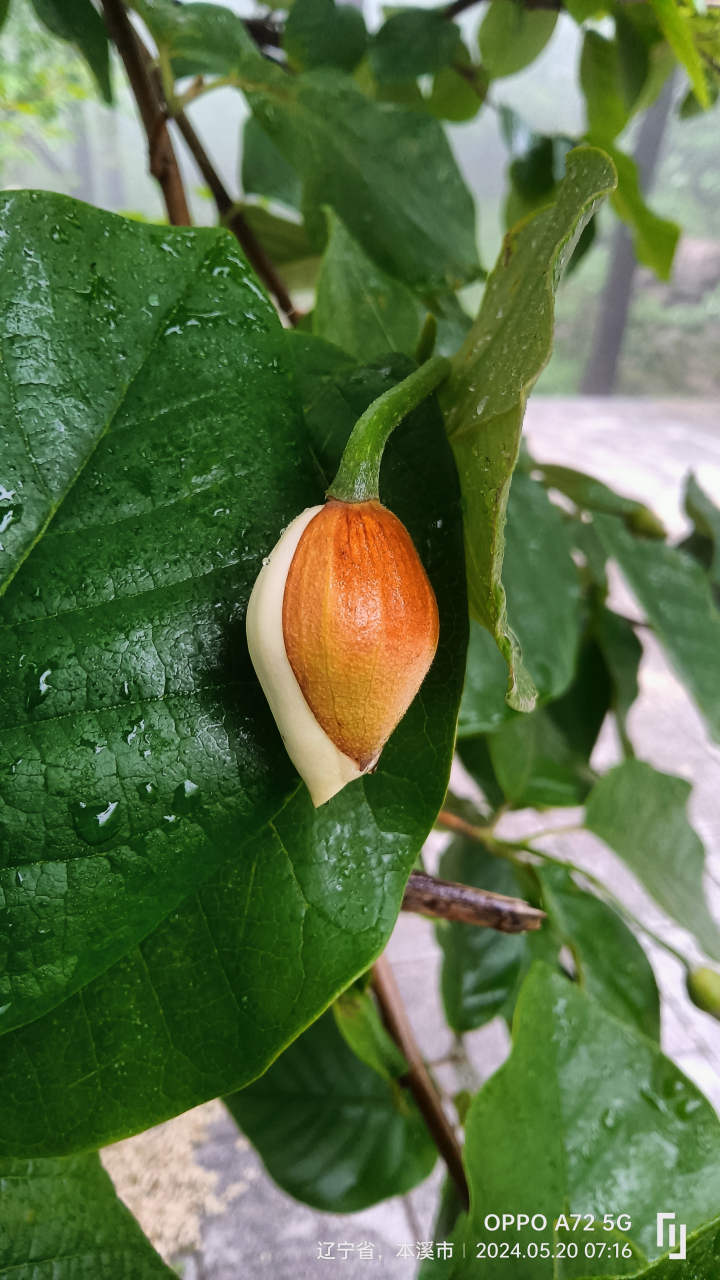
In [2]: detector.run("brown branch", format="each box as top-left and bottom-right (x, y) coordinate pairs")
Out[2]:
(171, 111), (300, 325)
(372, 953), (470, 1212)
(402, 870), (544, 933)
(436, 807), (493, 842)
(100, 0), (190, 226)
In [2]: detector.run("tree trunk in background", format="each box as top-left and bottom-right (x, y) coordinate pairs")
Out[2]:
(102, 108), (126, 212)
(580, 72), (676, 395)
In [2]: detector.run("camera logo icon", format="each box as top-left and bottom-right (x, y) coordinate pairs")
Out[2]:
(657, 1213), (687, 1260)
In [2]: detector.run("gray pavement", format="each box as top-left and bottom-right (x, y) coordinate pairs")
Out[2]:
(102, 398), (720, 1278)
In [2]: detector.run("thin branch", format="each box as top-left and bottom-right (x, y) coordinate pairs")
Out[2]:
(100, 0), (190, 226)
(171, 110), (300, 325)
(436, 808), (494, 842)
(402, 870), (544, 933)
(372, 953), (470, 1212)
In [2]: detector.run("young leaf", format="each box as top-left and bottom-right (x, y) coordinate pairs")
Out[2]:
(135, 0), (262, 79)
(29, 0), (112, 102)
(313, 212), (420, 362)
(581, 30), (629, 141)
(247, 69), (481, 294)
(647, 0), (709, 108)
(607, 145), (680, 281)
(428, 50), (488, 123)
(0, 193), (312, 1036)
(594, 513), (720, 745)
(224, 1010), (436, 1212)
(0, 344), (467, 1155)
(0, 1151), (174, 1278)
(283, 0), (367, 74)
(439, 147), (616, 711)
(459, 963), (720, 1275)
(479, 1), (558, 78)
(585, 759), (720, 962)
(531, 461), (665, 538)
(333, 987), (408, 1080)
(538, 864), (660, 1039)
(369, 7), (462, 84)
(241, 115), (302, 210)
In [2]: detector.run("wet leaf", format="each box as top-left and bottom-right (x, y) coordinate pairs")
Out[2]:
(439, 147), (616, 711)
(458, 963), (720, 1276)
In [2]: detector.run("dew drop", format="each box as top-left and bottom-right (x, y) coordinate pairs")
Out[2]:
(71, 799), (121, 846)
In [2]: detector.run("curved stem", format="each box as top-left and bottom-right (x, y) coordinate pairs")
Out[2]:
(327, 356), (450, 503)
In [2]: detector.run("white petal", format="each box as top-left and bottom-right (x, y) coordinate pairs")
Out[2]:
(246, 505), (363, 808)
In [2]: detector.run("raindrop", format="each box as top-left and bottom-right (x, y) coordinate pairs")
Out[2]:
(71, 799), (122, 846)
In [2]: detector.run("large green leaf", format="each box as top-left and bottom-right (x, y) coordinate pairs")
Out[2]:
(0, 1151), (174, 1278)
(29, 0), (112, 102)
(538, 864), (660, 1039)
(224, 1009), (436, 1211)
(439, 148), (616, 711)
(620, 1215), (720, 1279)
(606, 146), (680, 281)
(594, 513), (720, 745)
(457, 619), (516, 737)
(247, 68), (481, 294)
(283, 0), (367, 73)
(479, 1), (557, 78)
(585, 759), (720, 962)
(0, 340), (467, 1155)
(0, 193), (309, 1036)
(313, 212), (420, 362)
(487, 707), (595, 809)
(135, 0), (262, 79)
(647, 0), (709, 107)
(459, 963), (720, 1276)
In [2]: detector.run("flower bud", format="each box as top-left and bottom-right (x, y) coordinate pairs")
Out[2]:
(247, 500), (439, 807)
(687, 967), (720, 1019)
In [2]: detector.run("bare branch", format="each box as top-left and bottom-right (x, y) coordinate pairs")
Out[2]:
(171, 111), (301, 325)
(100, 0), (191, 226)
(402, 870), (544, 932)
(372, 953), (470, 1211)
(436, 807), (493, 842)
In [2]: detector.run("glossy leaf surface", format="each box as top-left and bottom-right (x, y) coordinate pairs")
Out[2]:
(585, 759), (720, 962)
(0, 193), (308, 1035)
(225, 1010), (436, 1212)
(440, 147), (615, 709)
(0, 1151), (174, 1279)
(459, 964), (720, 1275)
(595, 514), (720, 746)
(0, 339), (467, 1155)
(313, 212), (420, 362)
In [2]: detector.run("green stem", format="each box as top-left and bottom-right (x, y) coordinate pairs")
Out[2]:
(327, 356), (451, 504)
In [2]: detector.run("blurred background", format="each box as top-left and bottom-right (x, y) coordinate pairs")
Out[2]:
(4, 0), (720, 397)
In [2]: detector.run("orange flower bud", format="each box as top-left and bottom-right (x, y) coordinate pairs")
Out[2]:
(283, 500), (439, 772)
